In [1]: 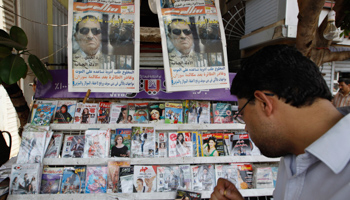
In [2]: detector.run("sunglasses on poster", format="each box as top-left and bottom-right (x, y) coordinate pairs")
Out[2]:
(171, 29), (192, 36)
(79, 27), (101, 35)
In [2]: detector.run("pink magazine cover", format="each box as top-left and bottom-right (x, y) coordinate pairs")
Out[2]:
(83, 129), (111, 158)
(85, 166), (108, 194)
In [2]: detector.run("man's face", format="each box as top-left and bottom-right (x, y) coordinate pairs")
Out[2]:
(338, 81), (350, 95)
(75, 19), (101, 56)
(169, 21), (193, 55)
(120, 57), (125, 66)
(211, 54), (216, 62)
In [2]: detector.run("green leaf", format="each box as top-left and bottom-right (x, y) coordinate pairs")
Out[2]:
(0, 37), (26, 50)
(0, 45), (12, 58)
(10, 26), (28, 48)
(0, 29), (10, 39)
(0, 55), (27, 84)
(28, 54), (52, 84)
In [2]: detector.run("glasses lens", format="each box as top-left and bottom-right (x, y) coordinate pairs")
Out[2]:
(172, 29), (181, 35)
(233, 112), (245, 124)
(183, 29), (192, 35)
(79, 28), (101, 35)
(91, 28), (101, 35)
(79, 27), (89, 35)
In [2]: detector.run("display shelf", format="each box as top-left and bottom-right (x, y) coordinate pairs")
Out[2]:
(43, 156), (280, 166)
(7, 188), (274, 200)
(49, 123), (246, 131)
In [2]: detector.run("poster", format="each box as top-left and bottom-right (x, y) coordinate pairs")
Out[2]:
(157, 0), (230, 92)
(68, 0), (140, 93)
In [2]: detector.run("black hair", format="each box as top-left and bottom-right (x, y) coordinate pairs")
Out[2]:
(207, 136), (217, 151)
(60, 104), (68, 111)
(75, 15), (102, 33)
(176, 132), (185, 145)
(167, 18), (188, 35)
(338, 78), (350, 85)
(231, 45), (332, 107)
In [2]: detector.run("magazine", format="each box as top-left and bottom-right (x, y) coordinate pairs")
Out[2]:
(83, 129), (111, 158)
(133, 166), (157, 193)
(29, 100), (57, 124)
(107, 161), (130, 193)
(149, 102), (165, 123)
(134, 102), (149, 123)
(214, 102), (233, 123)
(44, 132), (64, 158)
(53, 100), (76, 124)
(191, 165), (215, 191)
(110, 103), (127, 124)
(118, 166), (135, 193)
(202, 133), (225, 157)
(17, 131), (47, 164)
(111, 129), (132, 157)
(188, 101), (210, 124)
(60, 166), (86, 194)
(97, 102), (112, 124)
(155, 132), (168, 158)
(223, 132), (234, 156)
(127, 103), (136, 124)
(61, 135), (85, 158)
(130, 126), (155, 158)
(215, 164), (239, 188)
(41, 166), (64, 194)
(175, 189), (201, 200)
(85, 166), (108, 194)
(230, 132), (252, 156)
(188, 101), (198, 124)
(44, 131), (54, 157)
(192, 131), (203, 157)
(164, 102), (183, 124)
(74, 103), (98, 124)
(182, 100), (190, 124)
(168, 132), (192, 158)
(157, 165), (180, 192)
(9, 163), (42, 195)
(255, 166), (278, 189)
(31, 103), (57, 126)
(178, 165), (191, 190)
(236, 163), (253, 189)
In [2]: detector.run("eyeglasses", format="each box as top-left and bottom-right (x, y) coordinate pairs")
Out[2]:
(79, 27), (101, 35)
(233, 93), (275, 124)
(171, 29), (192, 36)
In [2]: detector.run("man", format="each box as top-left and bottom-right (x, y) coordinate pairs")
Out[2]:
(119, 56), (132, 69)
(196, 53), (208, 67)
(166, 169), (179, 191)
(332, 77), (350, 107)
(209, 53), (222, 66)
(71, 137), (84, 158)
(167, 18), (197, 67)
(211, 45), (349, 200)
(73, 15), (105, 69)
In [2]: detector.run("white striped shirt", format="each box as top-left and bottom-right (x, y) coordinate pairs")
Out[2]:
(332, 92), (350, 107)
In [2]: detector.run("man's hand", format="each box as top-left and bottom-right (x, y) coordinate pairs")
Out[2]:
(210, 178), (244, 200)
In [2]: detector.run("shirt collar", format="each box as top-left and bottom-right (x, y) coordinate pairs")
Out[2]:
(305, 114), (350, 174)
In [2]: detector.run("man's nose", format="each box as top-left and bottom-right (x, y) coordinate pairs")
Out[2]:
(86, 30), (94, 38)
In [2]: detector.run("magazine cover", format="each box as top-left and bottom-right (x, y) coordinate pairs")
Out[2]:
(157, 165), (180, 192)
(155, 132), (168, 158)
(182, 100), (189, 124)
(44, 132), (64, 158)
(60, 166), (86, 194)
(134, 102), (149, 123)
(188, 101), (198, 124)
(31, 103), (57, 126)
(175, 189), (201, 200)
(118, 166), (135, 193)
(111, 129), (132, 157)
(202, 133), (225, 156)
(223, 132), (234, 156)
(230, 133), (252, 156)
(168, 132), (192, 158)
(127, 103), (136, 124)
(192, 131), (203, 157)
(107, 161), (130, 193)
(130, 126), (155, 158)
(61, 135), (85, 158)
(149, 102), (165, 123)
(188, 101), (210, 124)
(29, 100), (57, 124)
(44, 131), (54, 157)
(255, 166), (278, 189)
(97, 102), (112, 124)
(85, 166), (108, 194)
(110, 103), (127, 124)
(215, 164), (239, 188)
(178, 165), (191, 190)
(83, 129), (111, 158)
(9, 163), (42, 195)
(41, 166), (64, 194)
(53, 100), (77, 124)
(191, 165), (215, 191)
(214, 102), (233, 123)
(235, 163), (253, 189)
(164, 102), (183, 124)
(74, 103), (98, 124)
(134, 166), (157, 193)
(17, 131), (47, 164)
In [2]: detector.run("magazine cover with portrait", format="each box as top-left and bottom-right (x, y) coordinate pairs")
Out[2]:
(202, 133), (225, 156)
(97, 102), (111, 124)
(130, 126), (155, 158)
(53, 100), (77, 124)
(188, 101), (210, 124)
(83, 129), (110, 158)
(134, 102), (149, 123)
(134, 165), (157, 193)
(17, 131), (47, 164)
(178, 165), (191, 190)
(175, 189), (201, 200)
(157, 165), (180, 192)
(190, 164), (215, 191)
(118, 166), (136, 193)
(127, 103), (136, 124)
(110, 128), (131, 157)
(155, 132), (168, 158)
(230, 132), (252, 156)
(85, 166), (108, 194)
(235, 163), (253, 189)
(44, 132), (64, 158)
(149, 102), (165, 123)
(40, 166), (63, 194)
(60, 166), (86, 194)
(74, 103), (98, 124)
(164, 102), (183, 124)
(31, 103), (56, 126)
(107, 161), (130, 193)
(61, 135), (85, 158)
(168, 132), (192, 158)
(9, 163), (42, 195)
(110, 103), (128, 124)
(214, 164), (239, 188)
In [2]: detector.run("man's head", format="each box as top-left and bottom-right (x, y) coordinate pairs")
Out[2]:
(338, 78), (350, 95)
(168, 19), (194, 55)
(231, 45), (332, 157)
(211, 54), (217, 63)
(120, 56), (126, 66)
(75, 15), (102, 56)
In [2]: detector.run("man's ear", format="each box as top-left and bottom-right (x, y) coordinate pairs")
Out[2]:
(254, 91), (273, 116)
